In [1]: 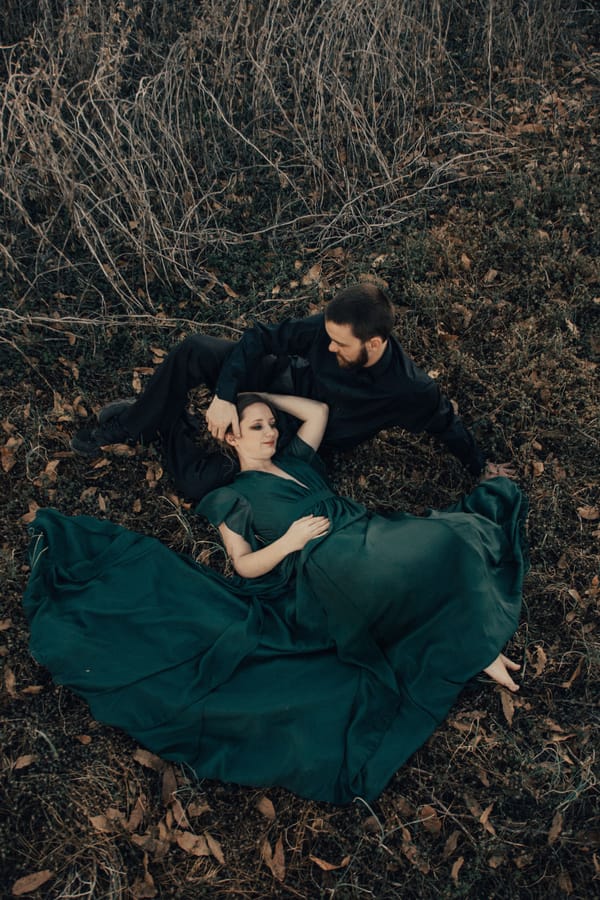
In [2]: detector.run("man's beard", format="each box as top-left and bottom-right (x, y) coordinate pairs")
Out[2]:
(336, 343), (369, 370)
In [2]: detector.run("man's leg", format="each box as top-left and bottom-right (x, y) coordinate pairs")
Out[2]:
(121, 334), (235, 441)
(71, 334), (235, 453)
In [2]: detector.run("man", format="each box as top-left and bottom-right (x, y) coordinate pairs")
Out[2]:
(71, 283), (512, 498)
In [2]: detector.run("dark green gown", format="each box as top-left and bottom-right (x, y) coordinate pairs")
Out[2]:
(23, 437), (528, 804)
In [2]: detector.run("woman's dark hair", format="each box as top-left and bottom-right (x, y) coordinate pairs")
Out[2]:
(325, 282), (395, 342)
(235, 393), (278, 423)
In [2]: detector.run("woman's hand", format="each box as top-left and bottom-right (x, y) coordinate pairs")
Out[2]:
(284, 515), (330, 551)
(483, 653), (521, 691)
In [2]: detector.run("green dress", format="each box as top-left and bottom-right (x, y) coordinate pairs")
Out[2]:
(23, 437), (527, 804)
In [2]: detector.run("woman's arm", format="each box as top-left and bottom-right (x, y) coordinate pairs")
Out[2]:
(259, 393), (329, 451)
(219, 513), (330, 578)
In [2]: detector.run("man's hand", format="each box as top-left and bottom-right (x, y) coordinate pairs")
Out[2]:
(206, 396), (239, 442)
(481, 461), (517, 481)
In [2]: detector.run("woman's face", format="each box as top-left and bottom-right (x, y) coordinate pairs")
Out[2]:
(229, 402), (278, 459)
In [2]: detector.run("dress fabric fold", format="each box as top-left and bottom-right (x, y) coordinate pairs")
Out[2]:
(23, 437), (528, 803)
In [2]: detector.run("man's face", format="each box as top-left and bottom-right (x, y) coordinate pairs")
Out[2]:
(325, 320), (369, 369)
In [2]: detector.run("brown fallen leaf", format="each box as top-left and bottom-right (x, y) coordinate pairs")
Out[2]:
(0, 619), (12, 631)
(89, 814), (114, 833)
(205, 831), (225, 865)
(577, 505), (599, 521)
(1, 435), (24, 473)
(531, 645), (547, 676)
(500, 689), (515, 726)
(161, 765), (177, 806)
(309, 854), (350, 872)
(176, 831), (210, 857)
(133, 748), (165, 771)
(548, 811), (563, 845)
(451, 856), (465, 882)
(262, 837), (286, 881)
(14, 755), (37, 770)
(479, 803), (496, 836)
(11, 869), (54, 896)
(21, 501), (40, 524)
(126, 795), (147, 832)
(4, 667), (17, 698)
(443, 830), (461, 859)
(256, 795), (276, 821)
(418, 804), (442, 835)
(561, 656), (584, 689)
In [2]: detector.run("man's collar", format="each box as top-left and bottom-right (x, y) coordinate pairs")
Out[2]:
(361, 340), (392, 379)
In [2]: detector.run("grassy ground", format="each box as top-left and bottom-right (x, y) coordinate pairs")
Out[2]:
(1, 2), (599, 898)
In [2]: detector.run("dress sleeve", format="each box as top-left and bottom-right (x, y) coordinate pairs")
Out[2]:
(196, 488), (258, 548)
(280, 435), (327, 476)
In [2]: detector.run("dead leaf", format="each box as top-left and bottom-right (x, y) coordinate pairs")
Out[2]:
(443, 830), (461, 859)
(309, 854), (349, 872)
(548, 811), (563, 845)
(301, 263), (322, 286)
(145, 461), (163, 487)
(460, 253), (472, 271)
(483, 268), (499, 283)
(4, 667), (17, 698)
(479, 803), (496, 836)
(558, 871), (573, 894)
(205, 832), (225, 865)
(161, 765), (177, 806)
(126, 795), (147, 832)
(131, 854), (157, 899)
(171, 798), (190, 830)
(133, 748), (165, 771)
(500, 689), (515, 726)
(531, 645), (547, 676)
(577, 506), (599, 521)
(223, 283), (239, 298)
(262, 837), (286, 881)
(0, 619), (12, 631)
(21, 501), (40, 524)
(89, 814), (114, 833)
(14, 755), (37, 770)
(561, 657), (584, 689)
(451, 856), (464, 882)
(76, 734), (92, 744)
(510, 122), (545, 135)
(488, 854), (505, 868)
(1, 436), (24, 473)
(256, 795), (276, 821)
(419, 804), (442, 835)
(11, 870), (54, 896)
(176, 831), (210, 856)
(187, 801), (211, 818)
(531, 460), (544, 476)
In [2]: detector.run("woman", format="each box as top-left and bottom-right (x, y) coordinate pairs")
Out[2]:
(24, 394), (527, 804)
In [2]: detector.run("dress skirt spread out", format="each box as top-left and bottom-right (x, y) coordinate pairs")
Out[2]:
(23, 437), (528, 803)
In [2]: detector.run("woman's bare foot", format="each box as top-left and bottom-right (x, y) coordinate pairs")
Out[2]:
(483, 653), (521, 692)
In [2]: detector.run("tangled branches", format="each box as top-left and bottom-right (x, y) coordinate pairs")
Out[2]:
(0, 0), (586, 313)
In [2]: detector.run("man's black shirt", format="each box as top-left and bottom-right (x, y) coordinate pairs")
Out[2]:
(215, 313), (485, 474)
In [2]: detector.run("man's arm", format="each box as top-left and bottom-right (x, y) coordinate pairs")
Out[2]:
(420, 385), (486, 475)
(215, 315), (322, 402)
(207, 315), (322, 440)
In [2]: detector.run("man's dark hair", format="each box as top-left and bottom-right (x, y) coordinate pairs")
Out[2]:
(325, 282), (395, 342)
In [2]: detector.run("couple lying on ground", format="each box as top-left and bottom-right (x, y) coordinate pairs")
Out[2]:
(24, 285), (528, 803)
